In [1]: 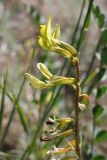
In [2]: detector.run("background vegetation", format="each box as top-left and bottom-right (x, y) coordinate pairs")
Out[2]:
(0, 0), (107, 159)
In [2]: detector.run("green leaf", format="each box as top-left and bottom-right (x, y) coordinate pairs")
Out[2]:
(93, 5), (105, 28)
(101, 47), (107, 65)
(96, 86), (107, 99)
(93, 155), (105, 160)
(96, 130), (107, 142)
(98, 14), (105, 28)
(93, 6), (100, 18)
(84, 69), (98, 86)
(97, 68), (106, 81)
(101, 30), (107, 45)
(87, 68), (106, 95)
(93, 105), (104, 120)
(34, 13), (40, 24)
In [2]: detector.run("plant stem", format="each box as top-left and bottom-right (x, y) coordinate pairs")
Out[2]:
(0, 69), (7, 133)
(76, 0), (94, 51)
(19, 0), (87, 157)
(91, 118), (95, 158)
(74, 60), (81, 159)
(91, 82), (99, 158)
(71, 0), (86, 45)
(81, 38), (101, 88)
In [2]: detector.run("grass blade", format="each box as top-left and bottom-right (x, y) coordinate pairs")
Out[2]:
(0, 43), (37, 149)
(12, 93), (29, 134)
(71, 0), (86, 45)
(0, 85), (29, 134)
(0, 69), (8, 133)
(76, 0), (94, 51)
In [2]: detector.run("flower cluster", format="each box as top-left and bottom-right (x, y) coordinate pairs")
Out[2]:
(25, 63), (77, 90)
(41, 116), (78, 159)
(38, 15), (78, 64)
(25, 15), (89, 160)
(25, 63), (89, 111)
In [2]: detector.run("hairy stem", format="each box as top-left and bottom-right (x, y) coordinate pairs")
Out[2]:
(74, 60), (81, 159)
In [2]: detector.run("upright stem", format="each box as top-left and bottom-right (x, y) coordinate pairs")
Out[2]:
(91, 119), (95, 157)
(74, 60), (81, 159)
(71, 0), (86, 45)
(91, 83), (99, 158)
(76, 0), (94, 51)
(76, 61), (80, 82)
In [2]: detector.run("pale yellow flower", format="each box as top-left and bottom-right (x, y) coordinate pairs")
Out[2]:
(25, 63), (76, 89)
(38, 15), (77, 60)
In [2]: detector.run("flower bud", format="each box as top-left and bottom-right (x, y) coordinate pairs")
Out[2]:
(56, 117), (74, 124)
(79, 94), (89, 110)
(37, 63), (54, 80)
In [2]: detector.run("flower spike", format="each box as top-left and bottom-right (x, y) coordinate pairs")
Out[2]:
(38, 15), (77, 62)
